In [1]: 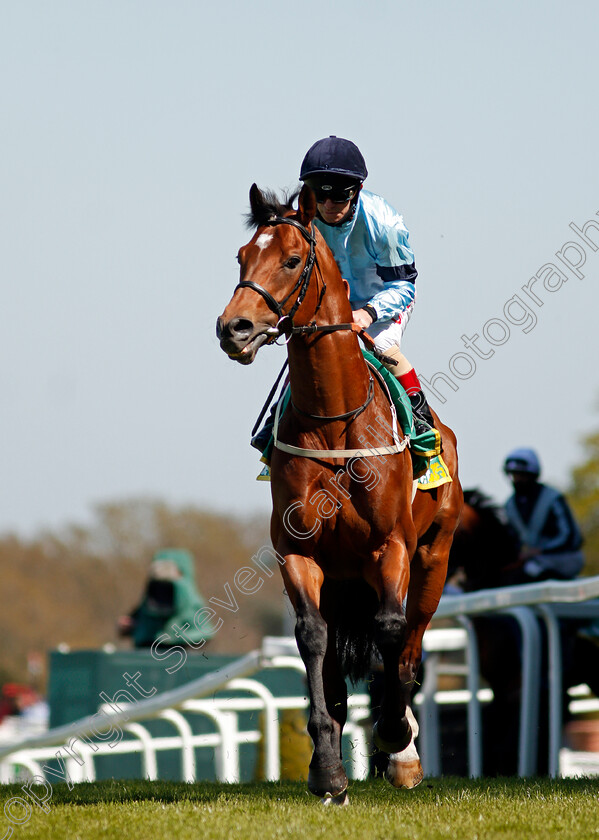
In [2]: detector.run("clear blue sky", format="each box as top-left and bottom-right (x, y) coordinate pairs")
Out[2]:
(2, 1), (598, 535)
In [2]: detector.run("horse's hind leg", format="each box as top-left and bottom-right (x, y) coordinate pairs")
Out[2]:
(386, 527), (456, 788)
(367, 540), (414, 760)
(386, 705), (424, 789)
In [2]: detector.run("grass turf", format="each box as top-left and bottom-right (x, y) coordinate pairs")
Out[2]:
(0, 777), (598, 840)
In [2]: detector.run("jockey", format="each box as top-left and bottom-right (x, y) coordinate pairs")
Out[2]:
(252, 135), (436, 458)
(503, 447), (585, 582)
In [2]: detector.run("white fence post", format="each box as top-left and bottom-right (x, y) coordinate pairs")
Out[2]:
(502, 607), (542, 776)
(456, 615), (483, 777)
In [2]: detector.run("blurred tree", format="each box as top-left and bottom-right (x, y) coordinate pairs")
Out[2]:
(0, 500), (283, 686)
(568, 429), (599, 578)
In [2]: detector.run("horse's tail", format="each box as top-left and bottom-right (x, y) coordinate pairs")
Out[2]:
(321, 579), (379, 685)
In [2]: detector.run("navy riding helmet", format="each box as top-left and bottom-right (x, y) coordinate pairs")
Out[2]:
(300, 136), (368, 202)
(503, 448), (541, 477)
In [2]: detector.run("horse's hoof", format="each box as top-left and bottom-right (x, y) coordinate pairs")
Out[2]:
(322, 791), (349, 806)
(386, 757), (424, 789)
(308, 764), (348, 798)
(373, 720), (412, 755)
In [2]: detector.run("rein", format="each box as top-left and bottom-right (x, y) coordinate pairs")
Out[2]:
(292, 375), (375, 422)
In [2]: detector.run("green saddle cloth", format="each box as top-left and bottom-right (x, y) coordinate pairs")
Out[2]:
(360, 348), (440, 476)
(262, 349), (440, 476)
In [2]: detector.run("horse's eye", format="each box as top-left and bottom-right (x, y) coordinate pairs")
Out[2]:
(285, 256), (301, 269)
(236, 254), (241, 264)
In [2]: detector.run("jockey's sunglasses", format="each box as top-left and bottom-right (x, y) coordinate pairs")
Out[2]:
(313, 186), (357, 204)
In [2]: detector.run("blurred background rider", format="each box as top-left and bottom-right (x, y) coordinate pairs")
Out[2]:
(503, 447), (585, 582)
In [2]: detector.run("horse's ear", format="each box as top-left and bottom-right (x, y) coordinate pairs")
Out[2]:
(249, 183), (264, 220)
(297, 184), (317, 227)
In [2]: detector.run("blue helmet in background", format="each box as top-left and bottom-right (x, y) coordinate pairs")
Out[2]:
(300, 136), (368, 183)
(503, 448), (541, 477)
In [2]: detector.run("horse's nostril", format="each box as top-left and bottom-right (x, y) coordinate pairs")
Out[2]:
(229, 317), (254, 337)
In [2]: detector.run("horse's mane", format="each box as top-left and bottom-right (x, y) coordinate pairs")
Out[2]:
(245, 188), (300, 229)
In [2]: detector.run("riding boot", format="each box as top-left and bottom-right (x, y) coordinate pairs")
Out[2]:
(408, 390), (436, 436)
(250, 404), (277, 453)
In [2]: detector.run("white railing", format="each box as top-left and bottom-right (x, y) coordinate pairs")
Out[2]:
(0, 638), (370, 786)
(1, 576), (598, 784)
(427, 575), (599, 778)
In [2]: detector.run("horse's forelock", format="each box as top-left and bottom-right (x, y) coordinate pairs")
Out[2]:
(245, 188), (299, 230)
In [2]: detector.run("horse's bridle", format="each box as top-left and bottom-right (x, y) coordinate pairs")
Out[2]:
(236, 215), (378, 425)
(233, 216), (322, 333)
(234, 214), (379, 347)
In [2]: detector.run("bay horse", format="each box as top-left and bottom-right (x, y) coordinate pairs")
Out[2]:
(217, 184), (463, 801)
(447, 489), (599, 775)
(447, 489), (522, 592)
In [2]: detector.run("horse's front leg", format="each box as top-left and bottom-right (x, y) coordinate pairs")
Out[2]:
(280, 553), (348, 798)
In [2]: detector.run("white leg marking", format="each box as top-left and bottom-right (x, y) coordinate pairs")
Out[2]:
(390, 706), (420, 762)
(322, 791), (349, 806)
(407, 705), (419, 738)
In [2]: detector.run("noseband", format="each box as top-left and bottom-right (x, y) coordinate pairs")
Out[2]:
(233, 216), (322, 331)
